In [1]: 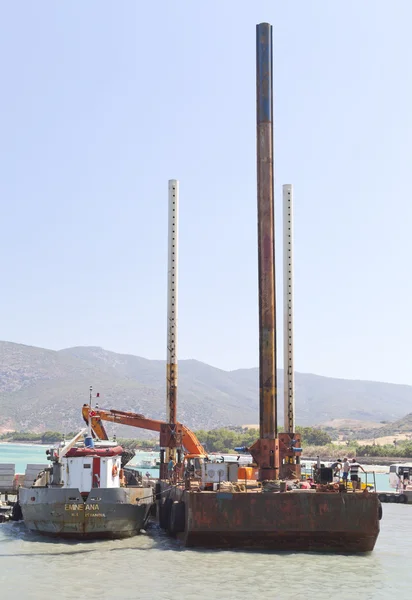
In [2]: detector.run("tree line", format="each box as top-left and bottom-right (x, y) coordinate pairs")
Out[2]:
(0, 430), (159, 449)
(0, 426), (332, 451)
(0, 431), (77, 443)
(194, 426), (332, 453)
(6, 427), (412, 458)
(351, 441), (412, 458)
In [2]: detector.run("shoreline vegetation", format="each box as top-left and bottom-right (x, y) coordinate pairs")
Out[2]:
(1, 426), (412, 461)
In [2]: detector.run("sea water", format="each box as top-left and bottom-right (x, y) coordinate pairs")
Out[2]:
(0, 444), (406, 600)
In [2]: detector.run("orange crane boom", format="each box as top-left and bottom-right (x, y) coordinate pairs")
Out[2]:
(81, 405), (207, 457)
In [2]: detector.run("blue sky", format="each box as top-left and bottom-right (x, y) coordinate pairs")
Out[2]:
(0, 2), (411, 385)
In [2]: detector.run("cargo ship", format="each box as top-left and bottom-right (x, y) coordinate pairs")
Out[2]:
(18, 428), (154, 539)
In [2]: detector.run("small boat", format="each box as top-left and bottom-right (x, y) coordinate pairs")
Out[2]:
(18, 428), (154, 539)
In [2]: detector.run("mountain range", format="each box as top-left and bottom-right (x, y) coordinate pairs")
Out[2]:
(0, 341), (411, 434)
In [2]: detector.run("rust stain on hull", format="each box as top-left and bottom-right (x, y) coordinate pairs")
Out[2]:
(159, 484), (381, 553)
(19, 486), (153, 540)
(183, 530), (378, 552)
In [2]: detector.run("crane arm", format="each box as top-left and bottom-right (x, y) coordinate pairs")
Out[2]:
(179, 427), (207, 458)
(81, 405), (207, 456)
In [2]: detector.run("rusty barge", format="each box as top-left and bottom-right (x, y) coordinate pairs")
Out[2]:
(157, 485), (380, 551)
(152, 22), (381, 553)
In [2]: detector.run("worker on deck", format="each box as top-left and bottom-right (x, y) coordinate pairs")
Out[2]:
(342, 457), (350, 484)
(350, 458), (366, 492)
(330, 459), (342, 479)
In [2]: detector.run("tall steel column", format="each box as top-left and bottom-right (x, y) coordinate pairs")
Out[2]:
(283, 184), (295, 433)
(256, 23), (277, 440)
(166, 179), (179, 460)
(250, 22), (279, 480)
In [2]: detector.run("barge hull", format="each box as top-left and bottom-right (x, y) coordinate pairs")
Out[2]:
(184, 530), (377, 552)
(161, 487), (381, 553)
(19, 486), (153, 539)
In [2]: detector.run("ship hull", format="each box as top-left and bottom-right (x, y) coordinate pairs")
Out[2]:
(158, 486), (381, 552)
(19, 486), (153, 539)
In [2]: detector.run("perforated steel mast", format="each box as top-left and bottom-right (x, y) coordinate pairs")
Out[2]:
(166, 180), (179, 459)
(283, 184), (295, 433)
